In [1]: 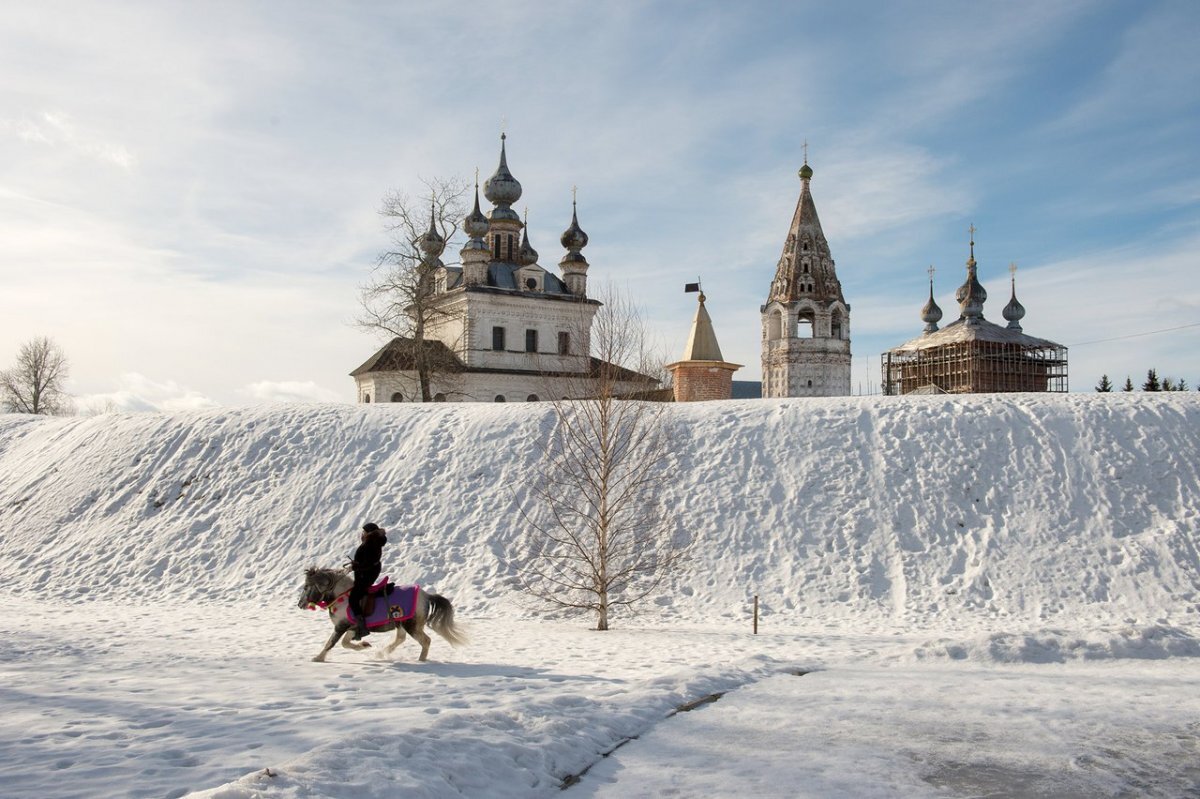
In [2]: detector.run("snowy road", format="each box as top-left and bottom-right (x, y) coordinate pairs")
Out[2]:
(3, 598), (1197, 798)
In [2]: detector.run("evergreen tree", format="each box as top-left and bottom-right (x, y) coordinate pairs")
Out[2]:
(1162, 377), (1176, 391)
(1176, 378), (1189, 391)
(1095, 374), (1113, 392)
(1122, 376), (1134, 392)
(1142, 368), (1161, 392)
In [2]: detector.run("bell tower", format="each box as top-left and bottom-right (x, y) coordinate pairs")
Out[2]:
(760, 153), (851, 397)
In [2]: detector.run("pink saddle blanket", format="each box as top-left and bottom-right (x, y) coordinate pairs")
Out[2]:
(348, 579), (421, 628)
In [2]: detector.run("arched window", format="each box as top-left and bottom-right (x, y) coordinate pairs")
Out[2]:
(390, 392), (403, 402)
(363, 394), (371, 403)
(797, 310), (815, 338)
(807, 379), (813, 388)
(433, 393), (446, 402)
(831, 311), (843, 340)
(768, 310), (783, 341)
(526, 394), (539, 402)
(493, 235), (501, 259)
(494, 395), (506, 402)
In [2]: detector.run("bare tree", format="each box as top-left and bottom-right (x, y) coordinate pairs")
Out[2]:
(357, 176), (469, 402)
(0, 336), (72, 415)
(518, 287), (684, 630)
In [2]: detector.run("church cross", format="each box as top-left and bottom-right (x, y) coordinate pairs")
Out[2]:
(927, 264), (936, 281)
(802, 139), (808, 164)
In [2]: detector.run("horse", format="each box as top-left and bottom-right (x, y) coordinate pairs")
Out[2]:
(297, 567), (467, 663)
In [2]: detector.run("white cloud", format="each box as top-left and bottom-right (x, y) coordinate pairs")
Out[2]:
(240, 381), (344, 404)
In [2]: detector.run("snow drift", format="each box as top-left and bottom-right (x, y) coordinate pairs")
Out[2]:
(1, 393), (1197, 631)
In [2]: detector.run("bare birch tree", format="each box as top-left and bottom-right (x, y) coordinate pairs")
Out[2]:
(357, 177), (469, 402)
(0, 336), (72, 415)
(519, 287), (685, 630)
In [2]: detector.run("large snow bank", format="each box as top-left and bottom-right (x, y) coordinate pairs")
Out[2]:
(1, 393), (1197, 630)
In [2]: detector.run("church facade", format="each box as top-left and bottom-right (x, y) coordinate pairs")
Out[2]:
(352, 136), (652, 403)
(760, 160), (852, 397)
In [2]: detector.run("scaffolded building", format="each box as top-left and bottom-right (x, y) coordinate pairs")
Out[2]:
(881, 235), (1067, 395)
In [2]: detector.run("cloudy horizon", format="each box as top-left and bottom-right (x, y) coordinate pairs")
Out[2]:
(3, 0), (1197, 410)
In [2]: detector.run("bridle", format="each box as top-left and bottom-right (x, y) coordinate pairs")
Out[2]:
(301, 569), (347, 609)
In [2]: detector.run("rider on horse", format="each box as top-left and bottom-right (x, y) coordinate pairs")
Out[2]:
(350, 522), (388, 640)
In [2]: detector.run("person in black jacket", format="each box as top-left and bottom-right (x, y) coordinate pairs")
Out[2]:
(349, 522), (388, 641)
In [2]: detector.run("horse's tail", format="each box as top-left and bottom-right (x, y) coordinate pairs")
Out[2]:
(425, 592), (468, 647)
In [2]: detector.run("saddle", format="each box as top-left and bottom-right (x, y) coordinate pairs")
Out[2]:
(362, 576), (393, 618)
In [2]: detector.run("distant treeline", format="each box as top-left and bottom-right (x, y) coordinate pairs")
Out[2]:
(1095, 369), (1195, 392)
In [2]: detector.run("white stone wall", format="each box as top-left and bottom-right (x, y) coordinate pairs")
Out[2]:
(761, 299), (852, 397)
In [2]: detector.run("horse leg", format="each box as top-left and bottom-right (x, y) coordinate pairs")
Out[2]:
(340, 628), (371, 651)
(313, 622), (352, 663)
(385, 624), (407, 656)
(405, 619), (432, 661)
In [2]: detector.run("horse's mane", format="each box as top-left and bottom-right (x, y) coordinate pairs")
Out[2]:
(305, 566), (348, 580)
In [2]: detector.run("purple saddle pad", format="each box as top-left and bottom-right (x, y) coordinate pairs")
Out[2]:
(349, 582), (420, 628)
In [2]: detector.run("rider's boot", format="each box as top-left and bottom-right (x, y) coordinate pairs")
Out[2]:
(352, 615), (370, 641)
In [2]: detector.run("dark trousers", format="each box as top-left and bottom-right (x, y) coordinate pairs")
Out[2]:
(349, 565), (381, 625)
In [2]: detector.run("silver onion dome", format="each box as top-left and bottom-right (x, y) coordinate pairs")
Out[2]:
(921, 280), (943, 333)
(560, 200), (589, 251)
(463, 183), (489, 240)
(417, 203), (445, 258)
(483, 133), (522, 208)
(518, 217), (539, 266)
(1003, 280), (1026, 330)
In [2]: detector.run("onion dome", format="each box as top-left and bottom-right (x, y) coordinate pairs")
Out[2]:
(921, 272), (943, 334)
(417, 203), (445, 262)
(799, 161), (813, 181)
(518, 211), (539, 266)
(955, 229), (987, 325)
(463, 180), (490, 241)
(483, 133), (522, 210)
(560, 199), (589, 252)
(1003, 267), (1026, 330)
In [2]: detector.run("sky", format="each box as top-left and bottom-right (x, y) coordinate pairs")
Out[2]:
(2, 0), (1198, 410)
(1, 393), (1198, 796)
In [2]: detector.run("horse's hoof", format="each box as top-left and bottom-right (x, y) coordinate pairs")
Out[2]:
(311, 656), (325, 663)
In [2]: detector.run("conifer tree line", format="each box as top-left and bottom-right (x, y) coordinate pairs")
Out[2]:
(1095, 369), (1195, 392)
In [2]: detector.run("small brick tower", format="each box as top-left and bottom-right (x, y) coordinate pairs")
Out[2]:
(666, 290), (742, 402)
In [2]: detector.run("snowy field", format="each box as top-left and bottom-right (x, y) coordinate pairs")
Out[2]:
(1, 394), (1198, 797)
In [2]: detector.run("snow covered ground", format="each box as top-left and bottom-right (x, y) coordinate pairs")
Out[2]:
(1, 394), (1198, 797)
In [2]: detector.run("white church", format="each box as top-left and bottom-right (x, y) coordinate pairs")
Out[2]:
(352, 135), (651, 403)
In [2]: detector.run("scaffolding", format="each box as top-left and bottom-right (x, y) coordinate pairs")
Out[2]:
(881, 321), (1068, 395)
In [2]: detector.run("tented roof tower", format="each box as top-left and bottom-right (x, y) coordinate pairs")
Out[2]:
(667, 290), (742, 402)
(760, 154), (852, 397)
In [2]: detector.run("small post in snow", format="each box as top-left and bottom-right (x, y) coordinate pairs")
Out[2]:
(753, 594), (759, 634)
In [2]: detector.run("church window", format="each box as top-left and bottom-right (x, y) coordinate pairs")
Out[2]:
(493, 235), (501, 259)
(494, 395), (506, 402)
(802, 260), (809, 274)
(831, 311), (843, 339)
(492, 326), (506, 351)
(507, 234), (515, 260)
(363, 393), (371, 403)
(558, 331), (571, 355)
(525, 277), (537, 290)
(390, 392), (403, 402)
(525, 329), (538, 353)
(807, 379), (813, 388)
(526, 394), (539, 402)
(768, 311), (783, 340)
(802, 242), (809, 252)
(797, 312), (814, 338)
(433, 393), (446, 402)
